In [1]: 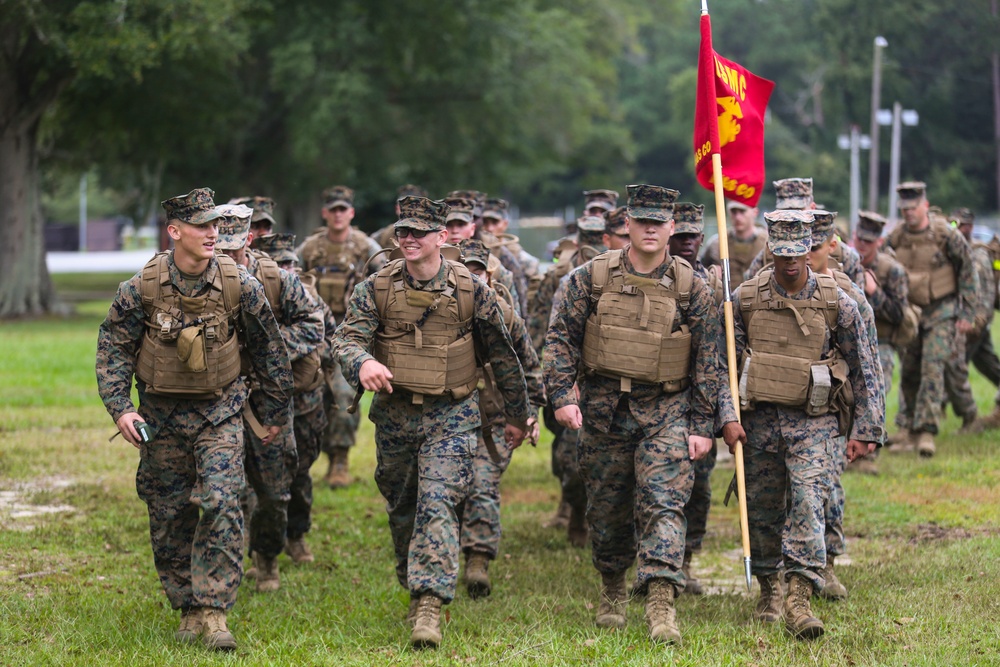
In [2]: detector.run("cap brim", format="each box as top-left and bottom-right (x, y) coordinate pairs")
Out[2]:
(628, 207), (672, 223)
(482, 211), (504, 220)
(855, 230), (881, 242)
(251, 211), (275, 224)
(768, 240), (810, 257)
(396, 218), (442, 231)
(897, 200), (919, 210)
(586, 201), (614, 212)
(775, 196), (812, 210)
(672, 222), (703, 235)
(325, 200), (352, 209)
(727, 201), (751, 212)
(187, 208), (223, 226)
(446, 212), (474, 224)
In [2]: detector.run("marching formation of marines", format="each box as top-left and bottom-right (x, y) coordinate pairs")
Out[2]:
(96, 173), (999, 651)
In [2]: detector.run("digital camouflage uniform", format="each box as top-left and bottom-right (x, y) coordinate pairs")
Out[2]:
(733, 214), (882, 595)
(97, 244), (292, 614)
(887, 184), (977, 437)
(335, 219), (529, 605)
(545, 242), (725, 595)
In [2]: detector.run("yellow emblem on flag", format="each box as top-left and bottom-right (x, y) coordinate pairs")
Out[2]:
(717, 96), (743, 148)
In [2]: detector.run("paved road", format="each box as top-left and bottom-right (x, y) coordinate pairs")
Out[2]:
(47, 250), (159, 274)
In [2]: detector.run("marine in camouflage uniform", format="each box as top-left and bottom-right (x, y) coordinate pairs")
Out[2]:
(372, 184), (429, 250)
(700, 199), (767, 293)
(530, 217), (608, 545)
(334, 196), (530, 649)
(297, 185), (384, 488)
(454, 239), (545, 599)
(254, 232), (337, 565)
(481, 197), (542, 289)
(733, 210), (881, 639)
(886, 182), (978, 456)
(545, 185), (738, 644)
(96, 188), (292, 651)
(667, 202), (726, 596)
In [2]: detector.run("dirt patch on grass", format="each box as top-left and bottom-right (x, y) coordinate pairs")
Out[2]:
(908, 522), (998, 544)
(0, 476), (76, 530)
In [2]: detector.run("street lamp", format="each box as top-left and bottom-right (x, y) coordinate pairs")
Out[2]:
(867, 36), (888, 213)
(839, 126), (871, 237)
(883, 103), (919, 227)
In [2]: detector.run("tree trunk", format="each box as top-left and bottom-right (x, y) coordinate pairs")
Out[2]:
(0, 116), (56, 318)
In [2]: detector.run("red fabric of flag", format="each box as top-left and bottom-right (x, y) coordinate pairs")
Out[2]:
(693, 13), (774, 207)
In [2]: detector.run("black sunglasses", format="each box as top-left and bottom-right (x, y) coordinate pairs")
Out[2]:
(395, 227), (432, 239)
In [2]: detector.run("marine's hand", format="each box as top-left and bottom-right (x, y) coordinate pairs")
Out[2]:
(526, 416), (540, 446)
(504, 423), (527, 450)
(688, 435), (713, 461)
(846, 439), (876, 463)
(555, 405), (583, 430)
(956, 319), (974, 336)
(721, 421), (747, 455)
(116, 412), (145, 449)
(261, 425), (282, 446)
(359, 359), (394, 393)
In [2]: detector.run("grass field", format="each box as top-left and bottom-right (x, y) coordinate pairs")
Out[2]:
(1, 278), (999, 666)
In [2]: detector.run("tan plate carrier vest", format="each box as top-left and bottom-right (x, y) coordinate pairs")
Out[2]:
(302, 228), (370, 316)
(728, 231), (768, 290)
(869, 252), (920, 348)
(250, 250), (324, 394)
(739, 270), (845, 414)
(135, 253), (242, 399)
(582, 250), (694, 393)
(373, 259), (478, 404)
(888, 218), (958, 307)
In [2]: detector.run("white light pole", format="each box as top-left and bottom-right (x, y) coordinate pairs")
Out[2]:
(839, 126), (871, 238)
(867, 36), (888, 213)
(79, 173), (88, 252)
(885, 103), (919, 228)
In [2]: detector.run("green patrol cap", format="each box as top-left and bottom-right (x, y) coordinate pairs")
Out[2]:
(774, 178), (814, 210)
(605, 206), (629, 233)
(583, 189), (619, 212)
(765, 209), (814, 257)
(229, 195), (276, 225)
(214, 204), (254, 250)
(482, 198), (510, 220)
(395, 196), (448, 231)
(672, 202), (705, 235)
(323, 185), (354, 209)
(253, 233), (298, 264)
(896, 181), (926, 210)
(443, 197), (475, 224)
(161, 187), (222, 226)
(577, 215), (606, 246)
(396, 184), (428, 200)
(856, 210), (887, 242)
(810, 210), (838, 245)
(626, 184), (679, 223)
(458, 239), (491, 269)
(950, 207), (974, 227)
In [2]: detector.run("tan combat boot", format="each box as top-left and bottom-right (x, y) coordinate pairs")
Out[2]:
(324, 448), (353, 488)
(410, 594), (443, 649)
(916, 432), (936, 458)
(681, 552), (704, 596)
(847, 454), (879, 476)
(464, 551), (491, 599)
(253, 551), (280, 592)
(201, 608), (237, 651)
(754, 575), (783, 623)
(544, 499), (571, 529)
(818, 557), (847, 601)
(595, 571), (627, 628)
(567, 503), (588, 548)
(175, 607), (203, 644)
(784, 574), (824, 639)
(971, 405), (1000, 432)
(886, 428), (914, 452)
(406, 597), (420, 627)
(285, 536), (315, 563)
(646, 578), (681, 644)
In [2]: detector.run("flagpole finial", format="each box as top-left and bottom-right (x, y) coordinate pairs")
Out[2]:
(701, 0), (709, 14)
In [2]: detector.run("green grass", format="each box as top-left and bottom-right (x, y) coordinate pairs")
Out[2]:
(1, 284), (999, 665)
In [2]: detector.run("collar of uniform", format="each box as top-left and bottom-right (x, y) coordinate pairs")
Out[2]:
(619, 247), (672, 281)
(167, 251), (216, 296)
(767, 267), (818, 301)
(403, 256), (452, 292)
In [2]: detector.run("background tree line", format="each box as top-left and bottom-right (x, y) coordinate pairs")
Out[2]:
(3, 0), (998, 316)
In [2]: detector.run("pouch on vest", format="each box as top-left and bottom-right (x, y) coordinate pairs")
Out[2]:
(177, 326), (207, 372)
(806, 364), (832, 416)
(740, 349), (812, 409)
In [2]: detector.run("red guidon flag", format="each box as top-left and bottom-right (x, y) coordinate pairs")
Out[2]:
(693, 12), (774, 207)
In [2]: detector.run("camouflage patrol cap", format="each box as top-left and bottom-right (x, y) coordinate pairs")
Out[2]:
(323, 185), (354, 209)
(809, 210), (838, 245)
(672, 202), (705, 235)
(447, 190), (486, 217)
(482, 198), (510, 220)
(443, 197), (475, 224)
(577, 215), (606, 245)
(395, 196), (448, 231)
(774, 178), (814, 210)
(950, 207), (975, 227)
(896, 181), (926, 209)
(856, 210), (887, 242)
(396, 183), (428, 199)
(253, 232), (298, 264)
(765, 209), (814, 257)
(161, 187), (222, 226)
(626, 184), (679, 223)
(458, 239), (491, 270)
(214, 204), (254, 250)
(229, 195), (276, 225)
(605, 206), (629, 233)
(583, 189), (620, 212)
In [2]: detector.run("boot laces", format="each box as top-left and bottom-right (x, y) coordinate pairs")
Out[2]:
(203, 609), (227, 634)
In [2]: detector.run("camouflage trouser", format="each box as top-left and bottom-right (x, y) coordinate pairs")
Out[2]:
(683, 441), (718, 556)
(943, 328), (977, 423)
(968, 325), (1000, 387)
(242, 408), (296, 560)
(823, 437), (847, 558)
(554, 426), (587, 515)
(289, 404), (327, 539)
(459, 421), (515, 558)
(879, 343), (896, 398)
(542, 403), (564, 480)
(577, 403), (692, 593)
(324, 359), (361, 455)
(374, 428), (476, 603)
(135, 411), (245, 611)
(744, 407), (836, 592)
(897, 317), (955, 434)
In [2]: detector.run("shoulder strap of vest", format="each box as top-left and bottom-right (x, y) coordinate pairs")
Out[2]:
(446, 260), (475, 323)
(252, 253), (283, 314)
(140, 252), (171, 313)
(814, 272), (840, 332)
(590, 249), (621, 300)
(214, 254), (243, 315)
(668, 256), (694, 310)
(738, 269), (770, 329)
(373, 258), (405, 318)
